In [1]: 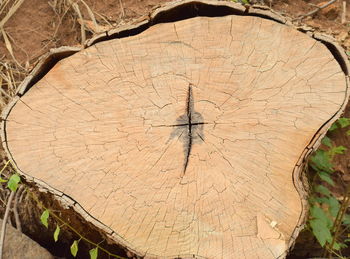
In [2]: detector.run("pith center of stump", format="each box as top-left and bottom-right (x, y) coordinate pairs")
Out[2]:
(164, 84), (206, 175)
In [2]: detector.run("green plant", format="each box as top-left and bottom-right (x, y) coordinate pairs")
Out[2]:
(328, 117), (350, 133)
(0, 160), (125, 259)
(308, 117), (350, 258)
(231, 0), (250, 4)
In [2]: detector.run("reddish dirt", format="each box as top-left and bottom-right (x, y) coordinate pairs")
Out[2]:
(0, 0), (349, 64)
(0, 0), (163, 65)
(272, 0), (350, 50)
(0, 0), (350, 258)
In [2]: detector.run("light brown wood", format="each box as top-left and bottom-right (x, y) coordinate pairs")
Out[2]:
(2, 1), (350, 258)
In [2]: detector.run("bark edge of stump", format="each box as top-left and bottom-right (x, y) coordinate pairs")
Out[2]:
(2, 0), (350, 258)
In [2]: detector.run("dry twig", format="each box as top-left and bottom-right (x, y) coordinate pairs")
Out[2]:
(13, 185), (23, 233)
(293, 0), (338, 21)
(72, 3), (86, 44)
(0, 0), (25, 29)
(119, 0), (125, 18)
(0, 190), (15, 259)
(341, 0), (346, 24)
(80, 0), (99, 32)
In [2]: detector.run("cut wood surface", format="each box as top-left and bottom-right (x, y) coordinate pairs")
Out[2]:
(2, 1), (350, 258)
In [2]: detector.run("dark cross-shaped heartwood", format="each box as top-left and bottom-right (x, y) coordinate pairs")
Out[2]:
(166, 84), (206, 176)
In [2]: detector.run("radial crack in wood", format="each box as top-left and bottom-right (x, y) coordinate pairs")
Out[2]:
(2, 4), (349, 259)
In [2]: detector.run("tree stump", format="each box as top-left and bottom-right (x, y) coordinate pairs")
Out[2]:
(2, 1), (350, 258)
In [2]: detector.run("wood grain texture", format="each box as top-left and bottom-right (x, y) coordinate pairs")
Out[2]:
(3, 12), (349, 259)
(16, 46), (82, 96)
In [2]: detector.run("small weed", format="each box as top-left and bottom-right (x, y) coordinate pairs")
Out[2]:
(0, 161), (125, 259)
(308, 117), (350, 258)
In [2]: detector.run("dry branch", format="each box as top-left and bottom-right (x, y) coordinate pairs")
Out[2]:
(341, 0), (346, 24)
(0, 190), (15, 259)
(72, 3), (85, 44)
(293, 0), (338, 20)
(13, 185), (23, 232)
(119, 0), (125, 18)
(0, 0), (25, 29)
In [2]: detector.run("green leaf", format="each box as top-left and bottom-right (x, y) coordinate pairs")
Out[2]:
(310, 205), (332, 228)
(314, 185), (331, 197)
(89, 247), (98, 259)
(321, 136), (332, 148)
(70, 240), (79, 257)
(40, 209), (49, 228)
(0, 177), (7, 183)
(332, 145), (347, 155)
(310, 218), (332, 247)
(346, 129), (350, 136)
(7, 174), (20, 192)
(327, 197), (340, 218)
(341, 243), (348, 248)
(53, 224), (60, 242)
(309, 195), (318, 204)
(313, 196), (339, 218)
(338, 117), (350, 128)
(332, 241), (341, 250)
(338, 242), (347, 249)
(314, 197), (329, 204)
(329, 123), (339, 131)
(318, 171), (335, 186)
(327, 145), (347, 160)
(310, 150), (333, 173)
(331, 241), (348, 250)
(231, 0), (249, 3)
(342, 214), (350, 225)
